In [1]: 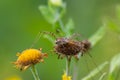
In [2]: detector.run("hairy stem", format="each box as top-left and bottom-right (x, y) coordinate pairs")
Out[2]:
(31, 65), (40, 80)
(73, 62), (79, 80)
(66, 56), (71, 76)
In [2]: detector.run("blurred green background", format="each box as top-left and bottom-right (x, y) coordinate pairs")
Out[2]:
(0, 0), (120, 80)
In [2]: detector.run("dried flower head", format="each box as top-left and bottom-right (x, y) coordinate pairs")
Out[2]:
(81, 40), (91, 54)
(13, 48), (47, 71)
(54, 37), (91, 59)
(62, 72), (72, 80)
(55, 38), (82, 56)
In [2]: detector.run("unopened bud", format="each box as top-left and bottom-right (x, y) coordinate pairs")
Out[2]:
(49, 0), (63, 7)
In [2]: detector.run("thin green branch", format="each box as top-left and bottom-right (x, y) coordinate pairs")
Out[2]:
(66, 56), (71, 76)
(31, 65), (40, 80)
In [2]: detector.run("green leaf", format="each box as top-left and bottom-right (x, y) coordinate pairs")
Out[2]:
(108, 74), (115, 80)
(43, 34), (54, 44)
(109, 53), (120, 74)
(39, 5), (60, 24)
(89, 26), (106, 47)
(107, 19), (120, 33)
(108, 21), (119, 32)
(65, 19), (74, 37)
(116, 5), (120, 21)
(82, 61), (108, 80)
(106, 5), (120, 34)
(98, 72), (107, 80)
(108, 53), (120, 80)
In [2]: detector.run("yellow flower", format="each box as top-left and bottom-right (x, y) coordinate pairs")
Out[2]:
(13, 48), (47, 71)
(5, 75), (22, 80)
(62, 72), (72, 80)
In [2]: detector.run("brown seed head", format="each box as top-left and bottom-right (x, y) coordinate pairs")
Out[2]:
(81, 40), (91, 53)
(54, 38), (91, 58)
(54, 38), (82, 56)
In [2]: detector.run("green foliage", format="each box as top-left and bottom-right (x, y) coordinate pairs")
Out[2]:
(89, 26), (106, 47)
(99, 73), (107, 80)
(39, 5), (61, 24)
(82, 53), (120, 80)
(39, 1), (66, 24)
(39, 0), (74, 41)
(107, 5), (120, 34)
(43, 34), (54, 44)
(64, 19), (74, 37)
(108, 53), (120, 80)
(116, 5), (120, 21)
(104, 7), (120, 80)
(81, 62), (108, 80)
(110, 53), (120, 74)
(107, 19), (120, 33)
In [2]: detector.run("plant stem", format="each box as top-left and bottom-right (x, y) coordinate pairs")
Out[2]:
(73, 62), (79, 80)
(73, 53), (82, 80)
(66, 56), (71, 76)
(31, 65), (40, 80)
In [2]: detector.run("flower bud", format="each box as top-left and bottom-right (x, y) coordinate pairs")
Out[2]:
(49, 0), (63, 7)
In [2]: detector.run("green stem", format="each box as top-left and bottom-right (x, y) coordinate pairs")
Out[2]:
(66, 56), (71, 76)
(73, 53), (82, 80)
(73, 61), (79, 80)
(31, 65), (40, 80)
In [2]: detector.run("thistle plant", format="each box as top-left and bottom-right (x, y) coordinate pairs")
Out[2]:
(39, 0), (74, 78)
(39, 0), (120, 80)
(39, 0), (107, 80)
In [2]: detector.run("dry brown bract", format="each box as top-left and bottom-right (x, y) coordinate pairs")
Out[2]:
(54, 37), (91, 59)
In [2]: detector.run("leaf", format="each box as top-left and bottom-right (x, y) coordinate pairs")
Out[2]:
(39, 5), (59, 24)
(81, 61), (108, 80)
(108, 74), (115, 80)
(65, 19), (74, 37)
(109, 53), (120, 74)
(98, 72), (107, 80)
(116, 5), (120, 21)
(106, 5), (120, 34)
(89, 26), (106, 47)
(108, 53), (120, 80)
(43, 35), (54, 44)
(107, 19), (120, 33)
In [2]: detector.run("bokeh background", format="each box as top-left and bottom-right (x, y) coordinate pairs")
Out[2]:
(0, 0), (120, 80)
